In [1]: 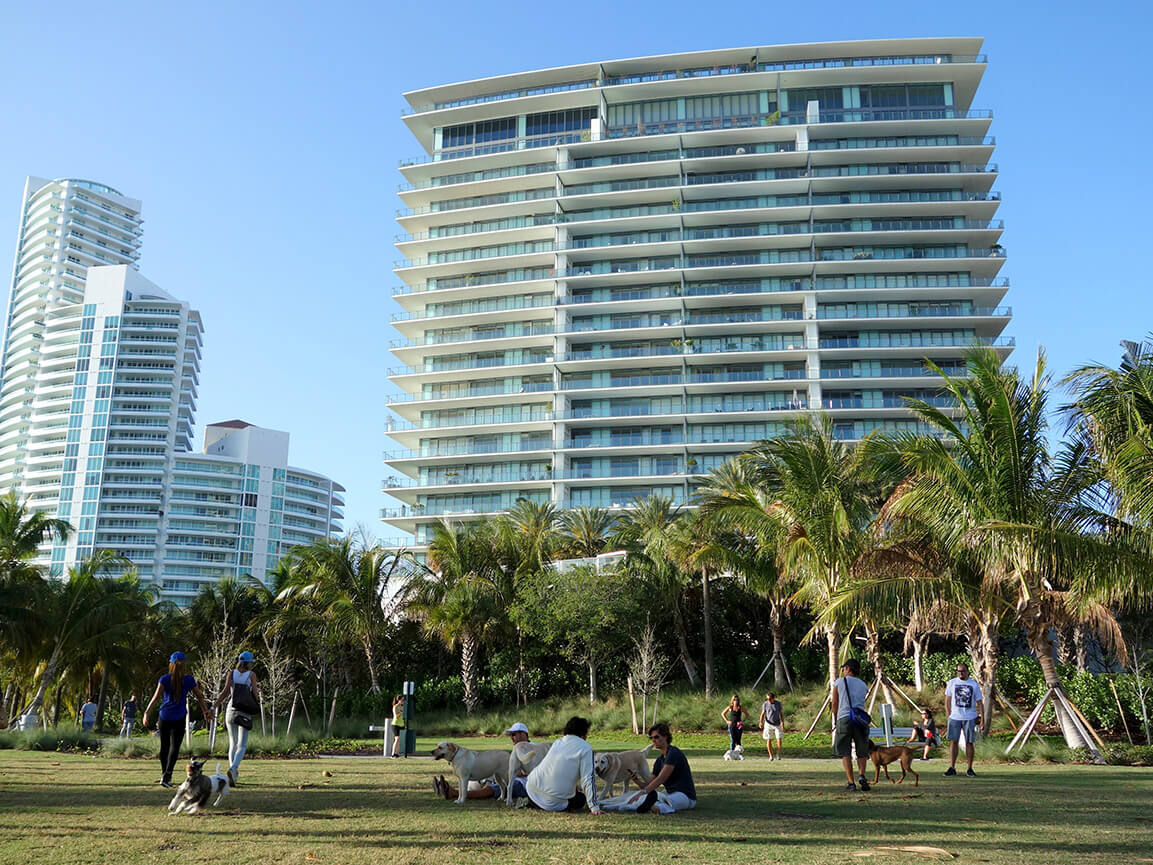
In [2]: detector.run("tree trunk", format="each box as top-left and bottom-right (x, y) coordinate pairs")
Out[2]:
(770, 603), (789, 691)
(363, 639), (381, 694)
(326, 686), (340, 732)
(1073, 623), (1091, 673)
(913, 634), (929, 692)
(20, 640), (63, 720)
(701, 568), (715, 698)
(1057, 626), (1074, 665)
(0, 678), (11, 728)
(51, 682), (64, 727)
(671, 601), (701, 688)
(1028, 623), (1090, 749)
(825, 624), (841, 688)
(865, 623), (896, 707)
(460, 633), (480, 713)
(588, 660), (598, 704)
(95, 666), (109, 733)
(969, 617), (1000, 733)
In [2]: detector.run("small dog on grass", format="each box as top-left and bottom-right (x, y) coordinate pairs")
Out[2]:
(722, 744), (745, 761)
(168, 760), (232, 814)
(867, 740), (920, 787)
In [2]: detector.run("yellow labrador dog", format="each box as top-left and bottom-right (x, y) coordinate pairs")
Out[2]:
(430, 741), (510, 804)
(593, 746), (652, 798)
(505, 740), (552, 805)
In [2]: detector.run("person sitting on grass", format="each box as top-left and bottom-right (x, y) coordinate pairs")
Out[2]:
(907, 708), (939, 760)
(521, 716), (603, 814)
(434, 722), (536, 801)
(601, 722), (697, 815)
(830, 657), (871, 792)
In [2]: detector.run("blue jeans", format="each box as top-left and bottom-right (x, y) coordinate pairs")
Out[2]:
(227, 708), (251, 778)
(82, 720), (94, 732)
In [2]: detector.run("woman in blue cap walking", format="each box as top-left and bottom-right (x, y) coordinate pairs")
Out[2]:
(142, 652), (214, 787)
(216, 650), (262, 785)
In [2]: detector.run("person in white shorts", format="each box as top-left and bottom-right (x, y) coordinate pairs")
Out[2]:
(759, 691), (784, 760)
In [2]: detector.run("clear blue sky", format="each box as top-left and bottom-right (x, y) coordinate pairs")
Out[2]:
(1, 0), (1150, 535)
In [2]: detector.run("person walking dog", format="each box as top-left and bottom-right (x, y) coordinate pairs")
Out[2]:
(217, 650), (261, 787)
(830, 658), (871, 792)
(142, 652), (214, 788)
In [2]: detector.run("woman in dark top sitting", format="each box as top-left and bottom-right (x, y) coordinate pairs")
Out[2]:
(908, 708), (939, 760)
(721, 694), (747, 751)
(628, 722), (697, 814)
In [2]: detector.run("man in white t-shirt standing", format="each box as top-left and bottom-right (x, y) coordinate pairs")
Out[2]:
(944, 662), (984, 777)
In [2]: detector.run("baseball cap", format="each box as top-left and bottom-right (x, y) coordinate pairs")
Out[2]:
(238, 651), (255, 663)
(504, 722), (529, 735)
(169, 652), (185, 663)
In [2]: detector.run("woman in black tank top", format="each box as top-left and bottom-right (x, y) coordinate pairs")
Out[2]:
(721, 695), (747, 750)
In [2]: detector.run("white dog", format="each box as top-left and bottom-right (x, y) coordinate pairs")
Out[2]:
(430, 741), (510, 804)
(505, 740), (552, 805)
(167, 760), (231, 815)
(593, 746), (652, 798)
(722, 744), (745, 761)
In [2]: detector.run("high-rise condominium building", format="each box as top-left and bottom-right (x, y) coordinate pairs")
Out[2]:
(0, 177), (143, 493)
(2, 179), (344, 602)
(384, 39), (1011, 544)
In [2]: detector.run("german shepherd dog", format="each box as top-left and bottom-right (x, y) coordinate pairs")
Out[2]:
(868, 740), (920, 787)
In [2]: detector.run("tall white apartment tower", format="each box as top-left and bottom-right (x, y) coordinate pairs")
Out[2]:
(384, 39), (1012, 545)
(2, 178), (344, 601)
(0, 178), (143, 494)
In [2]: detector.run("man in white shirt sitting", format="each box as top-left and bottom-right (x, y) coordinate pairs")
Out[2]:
(522, 716), (604, 815)
(433, 721), (536, 801)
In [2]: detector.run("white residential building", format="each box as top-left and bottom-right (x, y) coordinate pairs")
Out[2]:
(2, 179), (343, 602)
(384, 39), (1012, 545)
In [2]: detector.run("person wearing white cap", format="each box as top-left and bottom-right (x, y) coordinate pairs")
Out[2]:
(433, 722), (537, 801)
(216, 650), (261, 786)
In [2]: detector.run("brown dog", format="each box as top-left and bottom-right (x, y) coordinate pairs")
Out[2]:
(868, 740), (920, 787)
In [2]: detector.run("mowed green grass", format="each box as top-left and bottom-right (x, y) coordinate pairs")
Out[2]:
(0, 738), (1150, 865)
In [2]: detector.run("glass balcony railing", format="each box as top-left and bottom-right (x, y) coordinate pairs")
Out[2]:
(386, 381), (553, 403)
(389, 325), (554, 348)
(821, 395), (955, 409)
(562, 399), (808, 420)
(399, 161), (556, 192)
(387, 410), (555, 432)
(391, 294), (554, 322)
(817, 305), (1010, 320)
(821, 365), (966, 379)
(401, 54), (986, 116)
(605, 109), (993, 141)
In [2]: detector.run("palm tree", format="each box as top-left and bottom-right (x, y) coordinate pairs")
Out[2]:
(612, 496), (701, 688)
(707, 416), (894, 687)
(696, 458), (796, 691)
(277, 537), (405, 693)
(495, 500), (558, 579)
(558, 506), (616, 559)
(1065, 336), (1153, 532)
(403, 519), (507, 713)
(882, 347), (1137, 747)
(0, 492), (71, 580)
(16, 551), (131, 723)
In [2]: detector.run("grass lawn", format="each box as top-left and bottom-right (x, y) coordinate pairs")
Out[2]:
(1, 737), (1150, 864)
